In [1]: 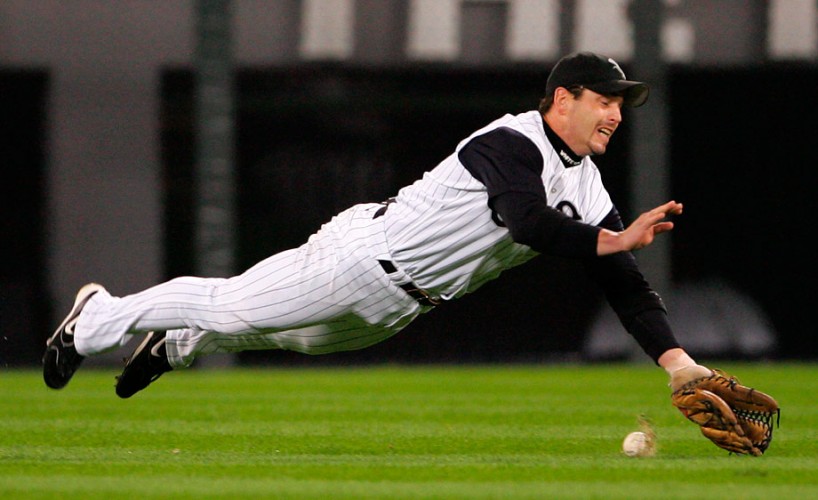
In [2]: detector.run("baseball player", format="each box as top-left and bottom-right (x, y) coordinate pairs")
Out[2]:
(43, 52), (712, 400)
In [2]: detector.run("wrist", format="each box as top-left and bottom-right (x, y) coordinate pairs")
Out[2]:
(657, 348), (697, 376)
(596, 229), (622, 256)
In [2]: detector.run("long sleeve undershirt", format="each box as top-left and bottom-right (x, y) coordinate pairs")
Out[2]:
(456, 120), (680, 362)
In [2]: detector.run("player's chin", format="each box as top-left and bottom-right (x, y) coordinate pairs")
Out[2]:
(589, 142), (608, 156)
(589, 134), (611, 155)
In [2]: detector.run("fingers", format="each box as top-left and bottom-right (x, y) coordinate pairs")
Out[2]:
(637, 211), (674, 231)
(652, 221), (674, 234)
(641, 201), (682, 229)
(618, 201), (684, 253)
(657, 200), (683, 215)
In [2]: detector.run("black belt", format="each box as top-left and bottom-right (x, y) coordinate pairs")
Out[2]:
(378, 260), (442, 307)
(373, 197), (396, 219)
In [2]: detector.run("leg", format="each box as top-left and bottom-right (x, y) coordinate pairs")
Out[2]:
(166, 307), (419, 366)
(113, 310), (417, 399)
(73, 244), (346, 356)
(75, 206), (418, 358)
(58, 203), (421, 394)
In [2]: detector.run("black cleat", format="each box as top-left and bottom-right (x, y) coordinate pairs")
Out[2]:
(43, 283), (105, 389)
(115, 331), (172, 398)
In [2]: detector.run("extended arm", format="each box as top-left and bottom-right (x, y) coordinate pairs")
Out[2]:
(458, 127), (689, 362)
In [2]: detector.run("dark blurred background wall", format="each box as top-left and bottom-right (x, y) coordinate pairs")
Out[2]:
(1, 0), (816, 367)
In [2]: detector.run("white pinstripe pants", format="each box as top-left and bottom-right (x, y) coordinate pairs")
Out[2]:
(74, 203), (425, 367)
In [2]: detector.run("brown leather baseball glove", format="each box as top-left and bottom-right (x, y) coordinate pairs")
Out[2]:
(671, 367), (780, 456)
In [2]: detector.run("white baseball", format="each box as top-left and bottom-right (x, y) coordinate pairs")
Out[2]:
(622, 431), (649, 457)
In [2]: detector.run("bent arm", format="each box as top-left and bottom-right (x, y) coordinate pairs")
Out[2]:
(492, 192), (682, 258)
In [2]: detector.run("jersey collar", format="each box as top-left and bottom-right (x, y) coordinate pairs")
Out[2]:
(542, 117), (583, 168)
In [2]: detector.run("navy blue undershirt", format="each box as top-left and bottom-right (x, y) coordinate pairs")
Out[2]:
(455, 117), (680, 362)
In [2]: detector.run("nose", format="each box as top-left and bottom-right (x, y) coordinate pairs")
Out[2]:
(609, 105), (622, 124)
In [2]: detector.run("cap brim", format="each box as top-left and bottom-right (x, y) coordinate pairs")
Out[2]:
(585, 80), (649, 107)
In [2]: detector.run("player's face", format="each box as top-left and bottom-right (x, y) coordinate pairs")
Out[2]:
(563, 89), (623, 156)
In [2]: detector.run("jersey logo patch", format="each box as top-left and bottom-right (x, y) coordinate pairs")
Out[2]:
(555, 201), (581, 220)
(491, 210), (506, 227)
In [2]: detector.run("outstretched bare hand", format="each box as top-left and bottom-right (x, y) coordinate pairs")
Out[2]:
(597, 201), (683, 256)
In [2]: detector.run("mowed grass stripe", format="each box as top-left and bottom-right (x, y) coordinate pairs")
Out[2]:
(5, 475), (818, 500)
(1, 363), (816, 498)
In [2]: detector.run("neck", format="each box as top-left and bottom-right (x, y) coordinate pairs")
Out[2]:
(542, 114), (583, 167)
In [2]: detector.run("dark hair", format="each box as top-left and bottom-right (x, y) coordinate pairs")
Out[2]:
(538, 85), (584, 114)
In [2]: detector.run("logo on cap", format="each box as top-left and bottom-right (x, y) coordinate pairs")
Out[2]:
(608, 58), (626, 79)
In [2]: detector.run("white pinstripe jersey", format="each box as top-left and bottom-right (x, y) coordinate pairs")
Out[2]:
(383, 110), (613, 300)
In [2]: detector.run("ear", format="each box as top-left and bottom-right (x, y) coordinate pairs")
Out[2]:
(553, 87), (573, 113)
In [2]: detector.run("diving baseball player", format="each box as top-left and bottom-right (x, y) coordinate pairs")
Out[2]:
(44, 52), (703, 400)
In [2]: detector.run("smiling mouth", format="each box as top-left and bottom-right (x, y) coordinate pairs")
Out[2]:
(598, 127), (613, 137)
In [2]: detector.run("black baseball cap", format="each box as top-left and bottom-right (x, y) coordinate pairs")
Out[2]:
(545, 52), (649, 107)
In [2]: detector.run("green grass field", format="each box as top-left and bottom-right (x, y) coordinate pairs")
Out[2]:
(1, 362), (815, 499)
